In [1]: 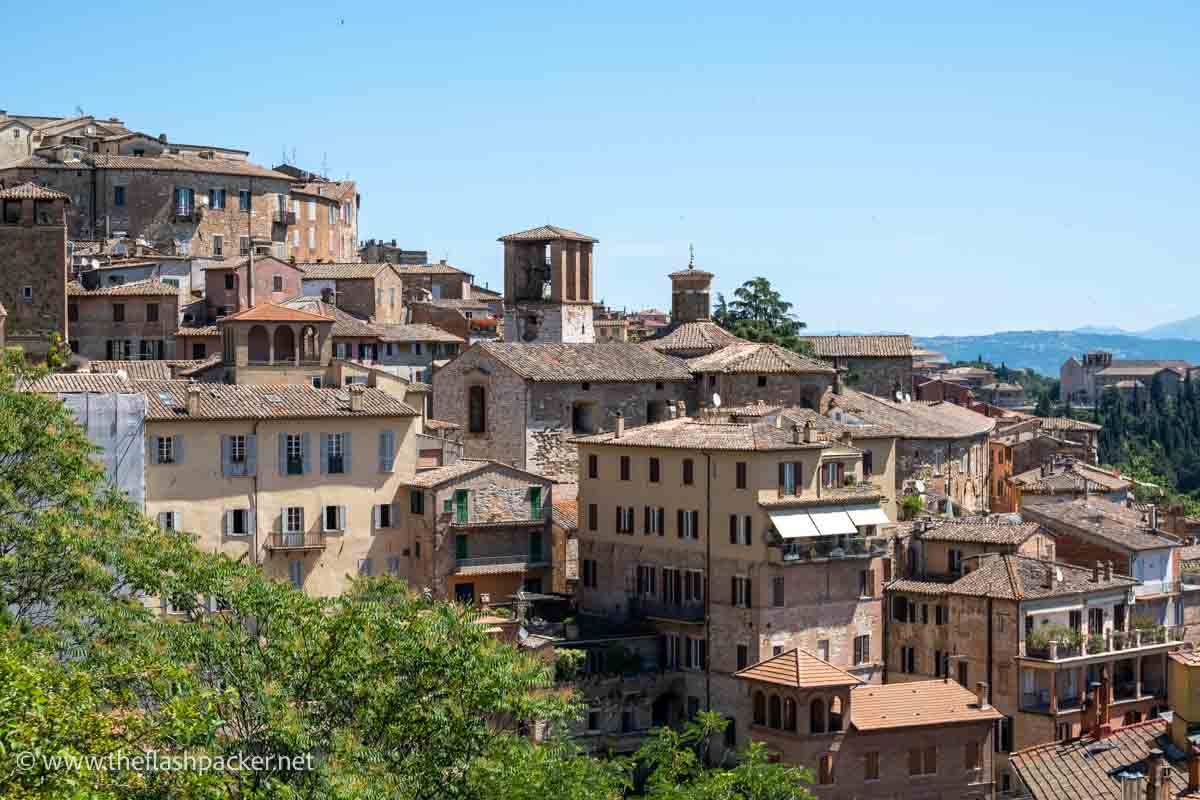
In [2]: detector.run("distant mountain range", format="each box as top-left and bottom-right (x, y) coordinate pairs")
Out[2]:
(914, 330), (1200, 378)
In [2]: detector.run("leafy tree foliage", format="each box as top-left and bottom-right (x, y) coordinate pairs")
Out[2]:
(713, 278), (812, 354)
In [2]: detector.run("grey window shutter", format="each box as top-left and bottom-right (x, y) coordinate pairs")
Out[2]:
(342, 432), (352, 473)
(175, 435), (184, 465)
(149, 437), (159, 465)
(339, 506), (347, 529)
(222, 510), (230, 536)
(299, 507), (305, 531)
(390, 502), (399, 528)
(248, 508), (256, 535)
(378, 432), (387, 472)
(373, 504), (380, 529)
(278, 434), (286, 477)
(246, 435), (257, 476)
(172, 511), (182, 531)
(302, 433), (312, 474)
(320, 433), (329, 475)
(322, 506), (331, 532)
(221, 435), (231, 476)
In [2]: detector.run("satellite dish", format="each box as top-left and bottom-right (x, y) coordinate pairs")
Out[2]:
(712, 393), (722, 408)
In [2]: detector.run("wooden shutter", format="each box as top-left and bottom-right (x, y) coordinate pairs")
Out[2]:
(644, 506), (651, 534)
(301, 433), (312, 474)
(277, 434), (287, 476)
(320, 433), (330, 475)
(677, 509), (685, 538)
(221, 435), (231, 476)
(691, 510), (700, 539)
(342, 432), (352, 473)
(729, 514), (738, 544)
(245, 435), (257, 476)
(778, 462), (785, 490)
(174, 435), (183, 465)
(656, 508), (665, 536)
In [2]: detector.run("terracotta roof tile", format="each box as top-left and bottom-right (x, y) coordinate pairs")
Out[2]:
(375, 323), (464, 344)
(403, 459), (547, 489)
(298, 262), (399, 280)
(552, 499), (578, 531)
(799, 335), (914, 358)
(574, 415), (842, 452)
(280, 297), (378, 337)
(498, 225), (596, 243)
(174, 325), (220, 337)
(88, 153), (289, 180)
(394, 262), (471, 276)
(1038, 416), (1102, 432)
(1011, 461), (1131, 494)
(220, 302), (330, 323)
(1022, 496), (1176, 552)
(27, 373), (134, 394)
(941, 554), (1137, 600)
(916, 520), (1043, 545)
(137, 381), (419, 421)
(67, 278), (179, 297)
(477, 342), (693, 383)
(88, 360), (206, 381)
(686, 342), (835, 375)
(850, 680), (1001, 731)
(646, 320), (744, 356)
(734, 647), (862, 689)
(829, 389), (995, 439)
(0, 181), (70, 200)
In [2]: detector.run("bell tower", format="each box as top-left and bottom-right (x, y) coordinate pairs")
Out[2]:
(499, 224), (597, 343)
(669, 245), (714, 323)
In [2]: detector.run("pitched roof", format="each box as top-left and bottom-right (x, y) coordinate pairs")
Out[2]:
(799, 334), (914, 358)
(916, 520), (1043, 545)
(498, 224), (597, 243)
(685, 342), (835, 375)
(850, 680), (1001, 732)
(1011, 461), (1131, 494)
(829, 389), (995, 439)
(220, 302), (330, 323)
(1098, 364), (1186, 377)
(552, 499), (578, 531)
(394, 262), (471, 276)
(1038, 416), (1102, 433)
(173, 325), (220, 337)
(403, 458), (548, 489)
(375, 323), (464, 344)
(67, 278), (179, 297)
(777, 407), (897, 439)
(573, 415), (840, 452)
(474, 343), (693, 383)
(298, 262), (398, 280)
(0, 181), (70, 200)
(279, 297), (378, 338)
(942, 554), (1138, 600)
(88, 360), (207, 381)
(27, 372), (134, 394)
(646, 320), (745, 356)
(423, 418), (461, 431)
(1021, 496), (1176, 552)
(1010, 719), (1197, 800)
(733, 648), (862, 689)
(87, 153), (289, 180)
(137, 381), (419, 421)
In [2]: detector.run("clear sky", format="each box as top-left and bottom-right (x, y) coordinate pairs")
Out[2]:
(5, 2), (1198, 335)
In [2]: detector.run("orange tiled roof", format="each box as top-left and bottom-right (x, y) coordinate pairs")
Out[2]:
(498, 224), (597, 243)
(850, 680), (1001, 731)
(799, 334), (914, 358)
(733, 648), (862, 690)
(0, 181), (70, 200)
(220, 302), (330, 323)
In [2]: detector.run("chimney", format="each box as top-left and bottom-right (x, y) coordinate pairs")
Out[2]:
(675, 400), (687, 419)
(833, 370), (843, 396)
(1149, 505), (1158, 531)
(1093, 560), (1101, 582)
(185, 384), (202, 416)
(614, 412), (625, 439)
(1043, 563), (1054, 589)
(1188, 747), (1200, 794)
(321, 287), (334, 304)
(348, 384), (364, 413)
(803, 419), (816, 443)
(1146, 749), (1168, 800)
(791, 423), (802, 445)
(975, 681), (990, 710)
(1104, 560), (1113, 581)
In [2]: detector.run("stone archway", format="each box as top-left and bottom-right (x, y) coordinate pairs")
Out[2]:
(274, 326), (296, 363)
(247, 325), (269, 362)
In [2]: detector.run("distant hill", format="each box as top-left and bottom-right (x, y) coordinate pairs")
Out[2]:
(1073, 325), (1128, 335)
(913, 331), (1200, 377)
(1138, 315), (1200, 341)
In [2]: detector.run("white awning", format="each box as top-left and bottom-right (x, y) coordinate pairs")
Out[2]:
(769, 510), (821, 539)
(1027, 604), (1081, 616)
(808, 508), (858, 536)
(843, 504), (891, 527)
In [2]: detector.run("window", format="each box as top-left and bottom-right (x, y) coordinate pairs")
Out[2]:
(225, 434), (246, 466)
(582, 558), (597, 588)
(818, 754), (833, 785)
(934, 650), (946, 678)
(113, 303), (125, 322)
(68, 303), (78, 322)
(587, 708), (601, 731)
(636, 564), (656, 596)
(113, 185), (125, 206)
(685, 636), (706, 670)
(324, 504), (345, 531)
(900, 646), (916, 673)
(358, 559), (372, 577)
(771, 576), (784, 607)
(682, 458), (694, 485)
(311, 376), (322, 389)
(620, 456), (631, 481)
(958, 659), (969, 687)
(821, 461), (844, 489)
(156, 436), (176, 464)
(272, 274), (284, 292)
(386, 556), (400, 576)
(779, 462), (800, 495)
(325, 432), (345, 474)
(863, 449), (874, 476)
(468, 386), (486, 433)
(854, 634), (870, 665)
(732, 576), (752, 608)
(587, 503), (598, 531)
(949, 548), (963, 575)
(864, 751), (880, 781)
(145, 303), (159, 323)
(289, 560), (303, 588)
(907, 746), (936, 776)
(644, 506), (664, 535)
(328, 204), (336, 225)
(736, 644), (749, 670)
(212, 235), (224, 256)
(410, 490), (424, 515)
(284, 506), (304, 533)
(936, 605), (949, 625)
(964, 741), (981, 771)
(678, 509), (699, 539)
(736, 461), (747, 489)
(1089, 607), (1104, 634)
(209, 188), (226, 209)
(649, 457), (660, 483)
(307, 228), (315, 249)
(587, 454), (598, 479)
(226, 508), (249, 536)
(307, 200), (316, 220)
(454, 489), (469, 524)
(174, 187), (194, 213)
(858, 569), (874, 598)
(285, 434), (303, 475)
(239, 236), (250, 256)
(239, 190), (251, 210)
(376, 503), (393, 529)
(157, 511), (180, 531)
(615, 506), (635, 534)
(21, 286), (31, 303)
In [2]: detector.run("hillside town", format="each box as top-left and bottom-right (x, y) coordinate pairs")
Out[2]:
(6, 109), (1200, 800)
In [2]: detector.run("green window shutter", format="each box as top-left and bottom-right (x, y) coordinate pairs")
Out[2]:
(530, 487), (542, 519)
(454, 490), (468, 524)
(455, 534), (468, 560)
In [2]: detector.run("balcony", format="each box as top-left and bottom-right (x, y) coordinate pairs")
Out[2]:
(453, 554), (549, 573)
(631, 596), (705, 623)
(274, 210), (297, 225)
(771, 535), (887, 564)
(1021, 625), (1185, 663)
(173, 206), (202, 223)
(266, 531), (325, 551)
(1134, 579), (1181, 598)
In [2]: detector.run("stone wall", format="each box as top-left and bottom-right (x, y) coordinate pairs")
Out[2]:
(835, 356), (912, 398)
(0, 201), (68, 355)
(504, 302), (595, 344)
(69, 293), (179, 360)
(696, 372), (833, 412)
(897, 435), (990, 515)
(432, 348), (530, 469)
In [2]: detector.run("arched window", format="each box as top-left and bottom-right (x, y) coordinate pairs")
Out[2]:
(768, 695), (782, 730)
(468, 386), (486, 433)
(783, 697), (797, 732)
(810, 698), (826, 734)
(753, 691), (766, 726)
(829, 696), (843, 732)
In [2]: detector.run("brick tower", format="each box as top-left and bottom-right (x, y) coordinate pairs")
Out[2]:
(499, 224), (596, 343)
(669, 245), (714, 323)
(0, 182), (70, 357)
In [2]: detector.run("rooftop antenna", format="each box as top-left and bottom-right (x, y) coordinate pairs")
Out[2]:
(281, 146), (288, 165)
(291, 147), (297, 165)
(321, 152), (329, 179)
(75, 104), (85, 117)
(689, 243), (695, 269)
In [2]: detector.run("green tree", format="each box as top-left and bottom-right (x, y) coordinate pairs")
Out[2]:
(713, 278), (811, 354)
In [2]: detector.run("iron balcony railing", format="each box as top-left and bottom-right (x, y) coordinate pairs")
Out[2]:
(1022, 625), (1185, 661)
(266, 531), (326, 551)
(274, 210), (297, 225)
(455, 554), (548, 569)
(631, 596), (705, 623)
(775, 535), (887, 563)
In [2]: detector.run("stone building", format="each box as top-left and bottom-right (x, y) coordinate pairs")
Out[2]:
(398, 459), (556, 603)
(298, 262), (406, 324)
(1006, 458), (1131, 511)
(272, 166), (358, 263)
(799, 335), (914, 398)
(886, 552), (1180, 792)
(0, 149), (293, 256)
(397, 261), (475, 302)
(0, 182), (70, 356)
(734, 650), (1000, 799)
(500, 225), (596, 344)
(201, 256), (304, 319)
(685, 342), (836, 412)
(1061, 351), (1191, 405)
(216, 302), (334, 386)
(407, 298), (499, 343)
(567, 410), (893, 752)
(138, 380), (422, 597)
(67, 278), (179, 360)
(828, 388), (994, 515)
(646, 258), (743, 358)
(358, 239), (427, 265)
(431, 342), (693, 481)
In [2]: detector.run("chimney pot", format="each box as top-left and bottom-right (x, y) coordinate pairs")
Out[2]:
(976, 681), (990, 710)
(185, 384), (202, 416)
(803, 419), (815, 443)
(675, 399), (687, 418)
(1093, 561), (1101, 582)
(791, 423), (802, 445)
(348, 383), (364, 412)
(1187, 747), (1200, 793)
(1104, 560), (1113, 581)
(1044, 563), (1054, 588)
(614, 412), (625, 439)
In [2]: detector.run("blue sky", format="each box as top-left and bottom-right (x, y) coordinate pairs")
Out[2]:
(5, 2), (1198, 335)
